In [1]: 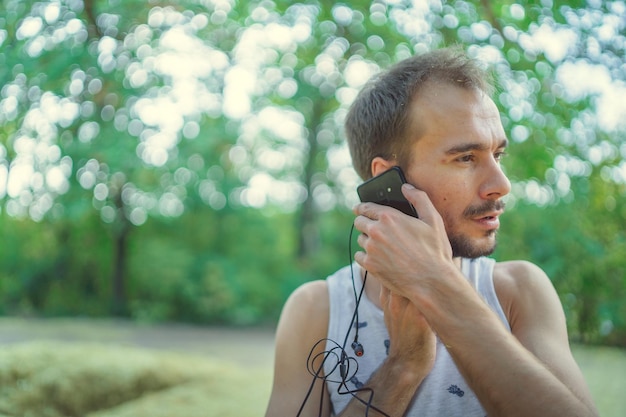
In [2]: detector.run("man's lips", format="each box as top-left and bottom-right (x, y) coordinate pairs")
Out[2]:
(475, 210), (503, 220)
(472, 211), (502, 229)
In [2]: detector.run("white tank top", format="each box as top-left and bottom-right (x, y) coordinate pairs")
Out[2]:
(323, 257), (510, 416)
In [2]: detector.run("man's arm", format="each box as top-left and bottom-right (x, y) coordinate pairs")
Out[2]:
(333, 288), (436, 417)
(265, 280), (332, 417)
(493, 260), (598, 415)
(353, 185), (599, 417)
(359, 288), (436, 414)
(265, 280), (437, 417)
(425, 260), (598, 417)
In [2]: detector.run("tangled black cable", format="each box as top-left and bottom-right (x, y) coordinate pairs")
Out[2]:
(295, 224), (390, 417)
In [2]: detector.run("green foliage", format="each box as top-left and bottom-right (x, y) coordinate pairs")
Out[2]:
(0, 210), (112, 317)
(495, 195), (626, 345)
(125, 206), (314, 324)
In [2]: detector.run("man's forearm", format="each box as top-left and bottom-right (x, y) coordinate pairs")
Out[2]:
(336, 357), (426, 417)
(417, 275), (598, 417)
(445, 322), (598, 417)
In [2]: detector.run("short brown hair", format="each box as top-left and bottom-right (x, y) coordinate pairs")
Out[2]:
(345, 46), (494, 180)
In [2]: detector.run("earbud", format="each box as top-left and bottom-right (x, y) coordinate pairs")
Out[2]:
(351, 341), (364, 357)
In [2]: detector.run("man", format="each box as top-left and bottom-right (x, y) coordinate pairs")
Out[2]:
(265, 47), (598, 416)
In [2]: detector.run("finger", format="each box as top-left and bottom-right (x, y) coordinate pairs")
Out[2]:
(401, 184), (440, 225)
(353, 213), (371, 233)
(353, 250), (366, 266)
(379, 285), (390, 307)
(356, 232), (367, 250)
(352, 202), (385, 219)
(387, 291), (397, 313)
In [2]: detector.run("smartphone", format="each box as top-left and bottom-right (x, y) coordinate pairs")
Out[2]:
(357, 166), (418, 218)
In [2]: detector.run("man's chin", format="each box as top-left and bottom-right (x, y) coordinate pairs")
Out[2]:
(449, 233), (497, 259)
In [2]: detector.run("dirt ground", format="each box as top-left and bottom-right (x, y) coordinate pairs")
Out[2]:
(0, 317), (276, 369)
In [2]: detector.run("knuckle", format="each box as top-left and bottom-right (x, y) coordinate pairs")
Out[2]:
(377, 209), (397, 222)
(367, 227), (385, 241)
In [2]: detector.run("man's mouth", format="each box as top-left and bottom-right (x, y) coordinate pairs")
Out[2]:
(472, 212), (501, 230)
(478, 212), (500, 220)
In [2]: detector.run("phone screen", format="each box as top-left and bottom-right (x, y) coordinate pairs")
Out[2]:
(357, 166), (418, 218)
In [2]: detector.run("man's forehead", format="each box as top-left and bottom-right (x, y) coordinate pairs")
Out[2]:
(415, 82), (496, 114)
(410, 97), (506, 141)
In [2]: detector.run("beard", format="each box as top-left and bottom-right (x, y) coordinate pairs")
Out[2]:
(445, 199), (505, 259)
(449, 229), (498, 258)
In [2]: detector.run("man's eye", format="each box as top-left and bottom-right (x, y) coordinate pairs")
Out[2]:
(494, 151), (507, 161)
(458, 154), (474, 162)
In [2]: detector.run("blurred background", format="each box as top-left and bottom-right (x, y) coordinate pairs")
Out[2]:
(0, 0), (624, 416)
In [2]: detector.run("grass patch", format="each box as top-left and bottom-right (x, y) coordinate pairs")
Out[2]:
(572, 344), (626, 417)
(0, 342), (269, 417)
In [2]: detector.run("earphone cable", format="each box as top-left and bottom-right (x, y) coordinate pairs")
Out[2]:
(296, 221), (389, 417)
(345, 223), (367, 351)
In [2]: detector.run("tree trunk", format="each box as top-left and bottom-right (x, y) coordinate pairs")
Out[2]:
(297, 100), (324, 260)
(111, 220), (130, 316)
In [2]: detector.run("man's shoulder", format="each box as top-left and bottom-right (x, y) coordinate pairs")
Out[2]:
(283, 263), (358, 315)
(275, 280), (330, 350)
(492, 259), (554, 318)
(493, 259), (553, 294)
(288, 279), (328, 303)
(493, 259), (546, 281)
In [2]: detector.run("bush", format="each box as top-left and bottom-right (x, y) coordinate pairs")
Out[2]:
(0, 342), (242, 417)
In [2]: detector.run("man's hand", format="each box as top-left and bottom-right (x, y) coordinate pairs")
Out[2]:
(334, 287), (436, 416)
(380, 286), (436, 376)
(353, 183), (454, 298)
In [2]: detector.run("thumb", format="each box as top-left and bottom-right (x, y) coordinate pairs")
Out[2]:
(400, 183), (423, 202)
(401, 183), (440, 226)
(401, 183), (453, 258)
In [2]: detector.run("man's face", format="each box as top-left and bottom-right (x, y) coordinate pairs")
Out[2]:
(404, 82), (511, 258)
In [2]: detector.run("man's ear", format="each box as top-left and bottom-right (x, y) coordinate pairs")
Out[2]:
(370, 157), (396, 177)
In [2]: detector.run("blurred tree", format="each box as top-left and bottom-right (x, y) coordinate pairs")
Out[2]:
(1, 0), (238, 314)
(0, 0), (624, 343)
